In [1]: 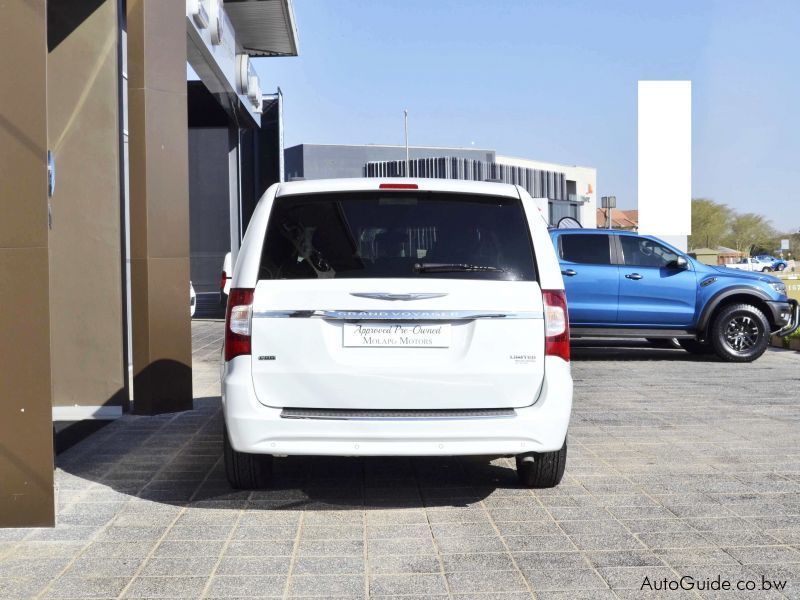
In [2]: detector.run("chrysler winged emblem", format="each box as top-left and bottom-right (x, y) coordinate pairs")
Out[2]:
(350, 292), (448, 301)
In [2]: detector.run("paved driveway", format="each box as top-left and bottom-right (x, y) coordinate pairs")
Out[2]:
(2, 321), (799, 599)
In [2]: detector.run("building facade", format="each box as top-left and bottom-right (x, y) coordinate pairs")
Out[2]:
(1, 0), (297, 527)
(285, 144), (597, 227)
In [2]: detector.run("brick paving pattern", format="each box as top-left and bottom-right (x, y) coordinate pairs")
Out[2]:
(1, 320), (799, 598)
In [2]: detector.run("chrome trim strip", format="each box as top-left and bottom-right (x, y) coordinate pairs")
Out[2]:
(253, 310), (543, 320)
(350, 292), (448, 301)
(280, 408), (516, 421)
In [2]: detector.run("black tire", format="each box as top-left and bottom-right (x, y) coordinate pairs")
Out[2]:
(761, 267), (772, 272)
(709, 303), (770, 362)
(223, 425), (273, 489)
(777, 264), (786, 271)
(678, 338), (715, 355)
(646, 338), (679, 349)
(516, 440), (567, 488)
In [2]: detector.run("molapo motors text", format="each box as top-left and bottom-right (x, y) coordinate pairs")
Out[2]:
(642, 574), (787, 592)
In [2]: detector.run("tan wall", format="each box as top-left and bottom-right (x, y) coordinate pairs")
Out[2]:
(47, 0), (126, 411)
(127, 0), (193, 413)
(0, 0), (55, 526)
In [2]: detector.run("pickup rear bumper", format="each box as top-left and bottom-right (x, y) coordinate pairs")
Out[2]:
(770, 299), (799, 337)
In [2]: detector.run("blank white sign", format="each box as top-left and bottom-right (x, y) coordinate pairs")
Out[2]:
(638, 81), (691, 237)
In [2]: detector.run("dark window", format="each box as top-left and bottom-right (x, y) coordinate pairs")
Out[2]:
(619, 236), (678, 268)
(560, 234), (611, 265)
(259, 192), (536, 281)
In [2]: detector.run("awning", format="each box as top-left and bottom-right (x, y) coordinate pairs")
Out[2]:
(224, 0), (299, 57)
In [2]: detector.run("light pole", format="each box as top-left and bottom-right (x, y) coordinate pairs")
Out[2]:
(403, 109), (409, 177)
(601, 196), (616, 229)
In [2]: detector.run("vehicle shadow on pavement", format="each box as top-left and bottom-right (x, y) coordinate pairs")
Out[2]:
(55, 397), (512, 513)
(570, 338), (719, 362)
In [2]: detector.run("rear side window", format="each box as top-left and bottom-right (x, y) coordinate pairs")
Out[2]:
(259, 191), (536, 281)
(560, 234), (611, 265)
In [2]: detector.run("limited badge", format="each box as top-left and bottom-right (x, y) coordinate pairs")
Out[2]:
(510, 354), (536, 364)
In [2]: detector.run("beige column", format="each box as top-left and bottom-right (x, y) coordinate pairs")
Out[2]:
(127, 0), (193, 414)
(47, 0), (128, 418)
(0, 0), (55, 527)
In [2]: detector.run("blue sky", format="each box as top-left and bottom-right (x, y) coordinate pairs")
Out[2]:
(253, 0), (799, 230)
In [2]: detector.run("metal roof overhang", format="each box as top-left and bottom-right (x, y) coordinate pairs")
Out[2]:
(224, 0), (299, 57)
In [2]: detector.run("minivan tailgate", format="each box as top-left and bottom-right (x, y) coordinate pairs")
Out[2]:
(250, 279), (545, 410)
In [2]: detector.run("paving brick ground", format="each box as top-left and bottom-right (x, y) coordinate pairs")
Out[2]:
(2, 320), (800, 599)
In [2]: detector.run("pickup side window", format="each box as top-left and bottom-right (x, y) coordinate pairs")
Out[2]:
(559, 233), (611, 265)
(619, 236), (678, 268)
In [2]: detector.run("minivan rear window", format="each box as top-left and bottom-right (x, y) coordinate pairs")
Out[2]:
(258, 191), (536, 281)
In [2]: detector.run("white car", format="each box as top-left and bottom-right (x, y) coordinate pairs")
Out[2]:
(220, 251), (232, 305)
(725, 257), (774, 272)
(221, 178), (573, 489)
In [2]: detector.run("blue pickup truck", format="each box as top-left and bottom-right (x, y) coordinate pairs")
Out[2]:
(550, 229), (799, 362)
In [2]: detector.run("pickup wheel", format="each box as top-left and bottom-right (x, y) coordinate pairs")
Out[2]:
(516, 440), (567, 488)
(709, 303), (770, 362)
(223, 425), (273, 489)
(678, 338), (714, 355)
(761, 267), (772, 273)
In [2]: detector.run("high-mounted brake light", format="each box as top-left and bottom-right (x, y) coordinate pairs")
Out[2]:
(224, 288), (254, 361)
(379, 183), (418, 190)
(542, 289), (570, 361)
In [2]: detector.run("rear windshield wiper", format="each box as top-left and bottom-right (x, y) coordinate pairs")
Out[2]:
(413, 262), (506, 273)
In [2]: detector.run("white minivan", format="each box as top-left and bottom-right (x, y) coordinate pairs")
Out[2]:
(222, 178), (573, 488)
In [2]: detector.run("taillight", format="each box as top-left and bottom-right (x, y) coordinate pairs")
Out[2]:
(542, 289), (570, 361)
(220, 271), (228, 291)
(224, 288), (254, 362)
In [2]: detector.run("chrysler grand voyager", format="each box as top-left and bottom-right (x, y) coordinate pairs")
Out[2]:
(221, 178), (573, 489)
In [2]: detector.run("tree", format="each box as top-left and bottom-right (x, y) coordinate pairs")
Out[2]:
(688, 198), (732, 250)
(724, 213), (777, 255)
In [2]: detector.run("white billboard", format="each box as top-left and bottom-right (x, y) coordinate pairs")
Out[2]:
(637, 81), (692, 241)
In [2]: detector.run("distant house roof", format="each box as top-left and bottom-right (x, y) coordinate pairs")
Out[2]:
(689, 247), (719, 254)
(596, 208), (638, 230)
(717, 246), (743, 255)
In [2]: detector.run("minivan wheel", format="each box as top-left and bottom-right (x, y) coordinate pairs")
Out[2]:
(678, 338), (714, 355)
(709, 303), (770, 362)
(223, 425), (272, 489)
(516, 440), (567, 488)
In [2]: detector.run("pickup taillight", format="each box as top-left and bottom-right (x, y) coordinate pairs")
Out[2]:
(224, 288), (254, 362)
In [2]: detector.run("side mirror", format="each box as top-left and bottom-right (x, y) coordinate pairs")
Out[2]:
(669, 256), (689, 270)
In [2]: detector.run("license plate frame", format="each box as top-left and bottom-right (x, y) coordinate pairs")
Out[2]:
(342, 322), (451, 348)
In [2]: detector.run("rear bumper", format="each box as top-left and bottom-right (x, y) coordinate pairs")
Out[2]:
(222, 356), (572, 457)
